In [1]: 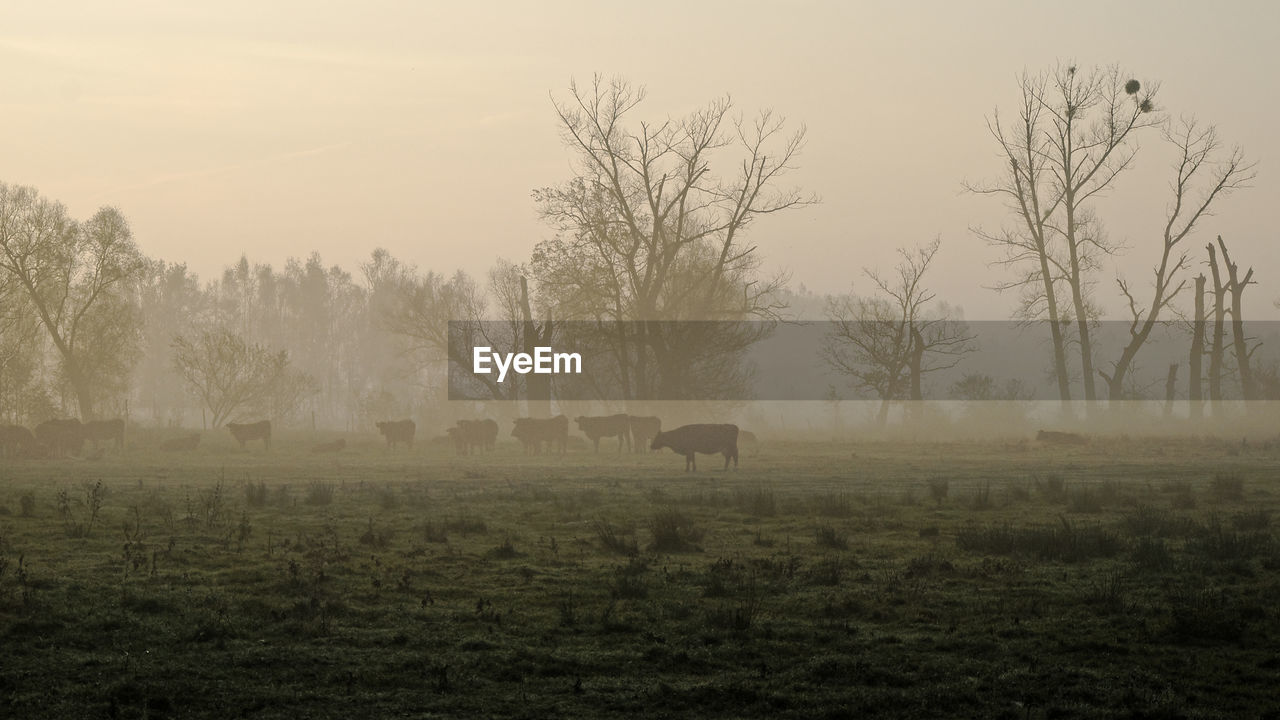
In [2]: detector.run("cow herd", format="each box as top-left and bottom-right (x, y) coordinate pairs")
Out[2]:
(0, 413), (750, 472)
(0, 418), (124, 459)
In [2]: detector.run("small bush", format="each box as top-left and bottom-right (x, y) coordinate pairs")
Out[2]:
(813, 493), (854, 518)
(244, 481), (269, 508)
(814, 525), (849, 551)
(1130, 537), (1174, 573)
(1210, 473), (1245, 503)
(19, 494), (35, 518)
(647, 511), (703, 553)
(969, 482), (993, 511)
(733, 485), (777, 517)
(956, 516), (1121, 562)
(304, 481), (334, 506)
(592, 519), (638, 557)
(488, 536), (523, 559)
(927, 478), (948, 506)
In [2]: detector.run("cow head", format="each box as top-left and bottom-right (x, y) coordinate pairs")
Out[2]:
(650, 432), (667, 451)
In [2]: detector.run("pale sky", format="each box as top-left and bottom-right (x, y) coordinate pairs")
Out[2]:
(2, 1), (1276, 319)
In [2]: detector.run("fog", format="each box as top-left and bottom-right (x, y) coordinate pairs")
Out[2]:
(2, 2), (1280, 441)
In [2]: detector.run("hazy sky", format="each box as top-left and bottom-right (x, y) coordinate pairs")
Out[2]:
(2, 1), (1276, 319)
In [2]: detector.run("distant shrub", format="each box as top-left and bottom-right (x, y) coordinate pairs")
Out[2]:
(1067, 488), (1102, 514)
(813, 492), (853, 518)
(19, 494), (35, 518)
(956, 516), (1121, 562)
(647, 510), (703, 553)
(488, 536), (522, 559)
(445, 514), (487, 535)
(814, 525), (849, 551)
(304, 481), (334, 506)
(1186, 518), (1271, 562)
(1232, 509), (1271, 532)
(592, 519), (638, 557)
(969, 482), (993, 511)
(1130, 537), (1174, 573)
(244, 481), (269, 508)
(733, 485), (777, 517)
(359, 518), (393, 549)
(1165, 586), (1251, 643)
(927, 478), (949, 506)
(1210, 473), (1245, 503)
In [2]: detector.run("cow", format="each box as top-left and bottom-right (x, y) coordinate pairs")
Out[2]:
(376, 419), (416, 449)
(83, 418), (125, 451)
(628, 415), (661, 453)
(650, 423), (739, 471)
(161, 434), (201, 452)
(0, 425), (37, 459)
(313, 438), (346, 453)
(34, 419), (86, 457)
(576, 414), (631, 453)
(1036, 430), (1087, 445)
(227, 420), (272, 451)
(512, 415), (569, 455)
(739, 430), (758, 445)
(449, 419), (499, 455)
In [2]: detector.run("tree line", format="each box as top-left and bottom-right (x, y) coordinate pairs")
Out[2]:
(0, 68), (1269, 430)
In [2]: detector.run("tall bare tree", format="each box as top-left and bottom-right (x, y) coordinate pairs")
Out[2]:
(971, 64), (1159, 405)
(171, 326), (314, 427)
(531, 76), (813, 402)
(823, 239), (974, 424)
(1099, 120), (1253, 400)
(0, 183), (145, 418)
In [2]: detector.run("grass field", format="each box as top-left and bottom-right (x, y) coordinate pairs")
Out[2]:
(1, 433), (1278, 718)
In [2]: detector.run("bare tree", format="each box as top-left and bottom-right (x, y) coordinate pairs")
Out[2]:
(531, 76), (814, 402)
(0, 183), (145, 418)
(971, 64), (1159, 405)
(1099, 120), (1254, 401)
(1217, 236), (1258, 400)
(823, 239), (974, 424)
(171, 326), (313, 427)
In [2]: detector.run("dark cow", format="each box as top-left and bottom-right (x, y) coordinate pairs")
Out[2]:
(227, 420), (272, 450)
(83, 418), (125, 451)
(161, 434), (201, 452)
(739, 430), (758, 445)
(376, 419), (416, 449)
(1036, 430), (1087, 445)
(576, 414), (631, 453)
(313, 438), (346, 453)
(449, 419), (499, 455)
(0, 425), (37, 459)
(512, 415), (569, 455)
(628, 416), (661, 453)
(35, 419), (86, 457)
(650, 423), (739, 471)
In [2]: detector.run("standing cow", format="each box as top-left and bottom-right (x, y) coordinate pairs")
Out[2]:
(512, 415), (568, 455)
(376, 419), (416, 449)
(227, 420), (272, 451)
(650, 424), (739, 471)
(576, 414), (631, 454)
(35, 419), (86, 457)
(452, 419), (499, 454)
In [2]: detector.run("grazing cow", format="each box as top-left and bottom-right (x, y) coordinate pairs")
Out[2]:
(512, 415), (569, 455)
(1036, 430), (1087, 445)
(161, 434), (201, 452)
(0, 425), (37, 459)
(313, 438), (346, 453)
(739, 430), (758, 445)
(83, 418), (125, 451)
(450, 419), (499, 455)
(576, 414), (632, 453)
(34, 419), (86, 457)
(227, 420), (272, 450)
(650, 424), (739, 471)
(628, 416), (661, 454)
(376, 419), (416, 449)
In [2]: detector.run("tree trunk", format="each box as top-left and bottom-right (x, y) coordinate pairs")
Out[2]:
(1207, 244), (1227, 408)
(1036, 250), (1072, 405)
(908, 327), (925, 424)
(1163, 364), (1177, 418)
(1189, 274), (1205, 421)
(1218, 237), (1255, 402)
(519, 276), (551, 417)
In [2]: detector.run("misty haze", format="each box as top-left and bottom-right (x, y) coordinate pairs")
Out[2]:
(2, 3), (1280, 718)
